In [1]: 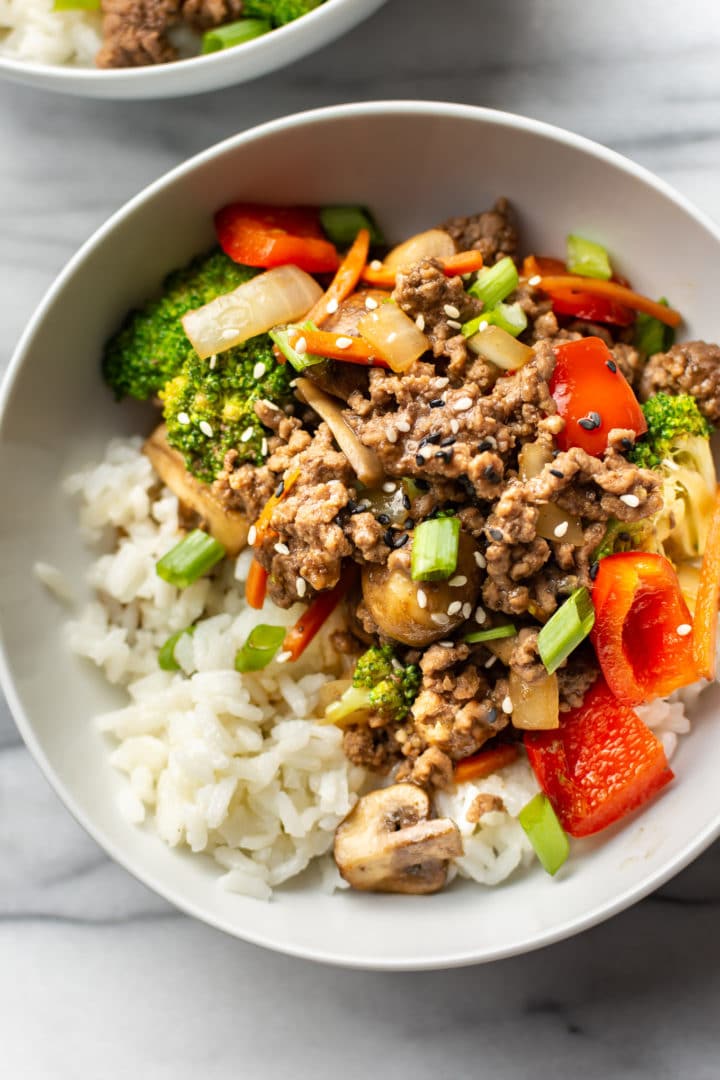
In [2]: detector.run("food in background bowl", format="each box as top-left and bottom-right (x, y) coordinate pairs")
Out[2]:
(57, 193), (720, 899)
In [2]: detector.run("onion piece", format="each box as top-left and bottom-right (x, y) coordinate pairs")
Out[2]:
(519, 441), (552, 480)
(383, 229), (456, 271)
(357, 303), (429, 373)
(316, 678), (353, 716)
(519, 442), (584, 546)
(467, 324), (533, 371)
(182, 265), (323, 360)
(295, 377), (384, 488)
(508, 670), (560, 730)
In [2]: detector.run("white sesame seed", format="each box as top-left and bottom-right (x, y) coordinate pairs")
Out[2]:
(415, 314), (426, 331)
(435, 378), (450, 388)
(450, 419), (460, 435)
(478, 320), (489, 332)
(370, 259), (383, 271)
(209, 355), (217, 370)
(335, 336), (353, 350)
(447, 600), (463, 616)
(452, 396), (473, 413)
(474, 551), (487, 569)
(449, 575), (468, 587)
(439, 640), (455, 648)
(485, 655), (497, 669)
(261, 438), (268, 456)
(397, 419), (411, 433)
(296, 576), (307, 598)
(462, 602), (472, 619)
(417, 588), (428, 609)
(365, 296), (379, 310)
(416, 446), (430, 461)
(447, 319), (462, 330)
(676, 623), (692, 637)
(240, 427), (254, 443)
(199, 420), (214, 437)
(475, 606), (487, 624)
(502, 695), (513, 714)
(178, 412), (190, 426)
(553, 520), (569, 539)
(253, 362), (267, 379)
(294, 336), (307, 355)
(274, 542), (290, 556)
(260, 399), (279, 411)
(386, 427), (398, 444)
(430, 612), (450, 626)
(443, 304), (461, 319)
(247, 525), (257, 546)
(391, 658), (404, 672)
(528, 274), (542, 287)
(326, 297), (339, 314)
(620, 493), (640, 508)
(276, 650), (292, 664)
(382, 481), (397, 493)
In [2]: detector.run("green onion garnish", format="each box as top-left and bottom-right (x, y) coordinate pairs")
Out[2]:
(468, 256), (519, 310)
(234, 624), (286, 672)
(634, 299), (674, 356)
(156, 530), (225, 589)
(53, 0), (100, 8)
(158, 625), (196, 671)
(411, 517), (460, 581)
(201, 18), (271, 54)
(269, 321), (324, 372)
(319, 206), (385, 248)
(566, 234), (612, 281)
(464, 624), (517, 644)
(462, 301), (528, 341)
(537, 586), (595, 674)
(518, 793), (569, 876)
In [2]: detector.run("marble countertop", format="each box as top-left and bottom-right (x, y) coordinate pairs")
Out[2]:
(3, 0), (720, 1074)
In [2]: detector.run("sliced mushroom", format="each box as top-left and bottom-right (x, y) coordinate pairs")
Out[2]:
(144, 425), (249, 556)
(294, 377), (384, 488)
(334, 784), (462, 894)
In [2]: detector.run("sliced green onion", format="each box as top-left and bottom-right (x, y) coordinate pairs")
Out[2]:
(468, 256), (518, 310)
(201, 18), (271, 54)
(53, 0), (100, 8)
(319, 206), (385, 248)
(234, 624), (286, 673)
(411, 517), (460, 581)
(537, 586), (595, 674)
(158, 626), (196, 672)
(463, 624), (517, 644)
(462, 301), (527, 340)
(518, 793), (569, 876)
(156, 529), (225, 589)
(634, 299), (674, 356)
(566, 234), (612, 281)
(269, 321), (324, 372)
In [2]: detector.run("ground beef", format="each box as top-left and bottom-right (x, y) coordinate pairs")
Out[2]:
(509, 628), (545, 685)
(399, 747), (454, 791)
(181, 0), (244, 30)
(440, 198), (518, 265)
(640, 341), (720, 424)
(392, 258), (482, 374)
(611, 342), (644, 388)
(466, 793), (505, 823)
(342, 726), (401, 772)
(97, 0), (178, 67)
(557, 648), (599, 711)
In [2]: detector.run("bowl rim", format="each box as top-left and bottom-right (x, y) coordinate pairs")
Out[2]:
(3, 100), (720, 970)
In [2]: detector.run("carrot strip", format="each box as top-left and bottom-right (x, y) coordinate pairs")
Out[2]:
(245, 558), (268, 610)
(283, 566), (358, 662)
(538, 275), (682, 327)
(522, 254), (567, 277)
(453, 743), (519, 784)
(693, 484), (720, 680)
(307, 228), (371, 327)
(288, 327), (390, 368)
(360, 249), (485, 288)
(252, 467), (301, 548)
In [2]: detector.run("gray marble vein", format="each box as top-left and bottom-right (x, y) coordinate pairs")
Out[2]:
(2, 0), (720, 1074)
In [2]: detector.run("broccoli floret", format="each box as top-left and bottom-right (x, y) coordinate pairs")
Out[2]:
(103, 250), (258, 401)
(630, 392), (712, 471)
(326, 646), (421, 727)
(243, 0), (323, 27)
(160, 334), (294, 483)
(593, 517), (656, 561)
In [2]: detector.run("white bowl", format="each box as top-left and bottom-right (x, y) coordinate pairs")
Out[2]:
(2, 102), (720, 970)
(0, 0), (385, 99)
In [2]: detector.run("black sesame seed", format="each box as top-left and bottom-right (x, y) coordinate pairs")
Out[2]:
(552, 449), (562, 458)
(376, 513), (391, 526)
(275, 481), (285, 497)
(589, 561), (600, 580)
(404, 518), (415, 529)
(435, 449), (453, 462)
(415, 454), (425, 467)
(350, 503), (368, 516)
(393, 533), (409, 549)
(402, 493), (412, 511)
(419, 433), (442, 448)
(484, 465), (500, 482)
(488, 527), (504, 542)
(414, 478), (430, 491)
(550, 468), (564, 479)
(606, 359), (617, 373)
(578, 411), (602, 432)
(478, 439), (494, 453)
(383, 529), (395, 548)
(620, 437), (634, 451)
(487, 707), (498, 724)
(345, 498), (358, 513)
(429, 398), (445, 408)
(619, 531), (631, 543)
(440, 435), (457, 447)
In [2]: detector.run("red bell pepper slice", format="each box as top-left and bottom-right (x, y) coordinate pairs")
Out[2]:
(591, 551), (698, 705)
(549, 336), (647, 457)
(215, 202), (340, 274)
(547, 286), (635, 327)
(524, 677), (673, 837)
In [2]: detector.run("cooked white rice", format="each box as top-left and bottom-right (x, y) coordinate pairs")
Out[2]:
(0, 0), (101, 66)
(57, 437), (700, 898)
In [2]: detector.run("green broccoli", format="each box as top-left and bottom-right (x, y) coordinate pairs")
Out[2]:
(103, 249), (258, 401)
(325, 645), (422, 727)
(243, 0), (323, 27)
(630, 392), (712, 471)
(593, 517), (656, 561)
(160, 334), (294, 483)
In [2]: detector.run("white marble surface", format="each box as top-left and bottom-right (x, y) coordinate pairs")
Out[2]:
(3, 0), (720, 1074)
